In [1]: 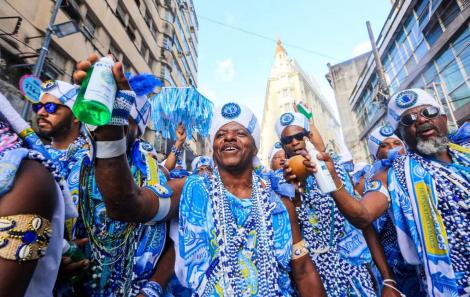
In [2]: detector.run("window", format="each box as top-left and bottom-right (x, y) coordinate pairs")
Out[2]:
(109, 42), (120, 59)
(414, 40), (428, 62)
(116, 2), (127, 27)
(423, 63), (439, 84)
(452, 25), (470, 54)
(424, 22), (443, 46)
(449, 83), (470, 108)
(126, 22), (136, 41)
(441, 60), (464, 91)
(438, 0), (461, 28)
(459, 46), (470, 78)
(83, 13), (97, 38)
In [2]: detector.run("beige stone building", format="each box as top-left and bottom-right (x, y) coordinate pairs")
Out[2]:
(260, 40), (341, 166)
(0, 0), (210, 159)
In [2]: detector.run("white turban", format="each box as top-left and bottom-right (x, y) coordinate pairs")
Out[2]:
(191, 156), (213, 171)
(387, 88), (443, 130)
(209, 102), (260, 149)
(130, 95), (151, 135)
(39, 80), (79, 110)
(268, 141), (284, 165)
(368, 124), (401, 158)
(275, 112), (310, 138)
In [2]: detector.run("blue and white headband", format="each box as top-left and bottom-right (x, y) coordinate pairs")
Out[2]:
(39, 80), (79, 110)
(387, 88), (443, 130)
(368, 124), (400, 158)
(209, 102), (260, 149)
(275, 112), (310, 138)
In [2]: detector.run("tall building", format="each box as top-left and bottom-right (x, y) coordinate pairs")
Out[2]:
(260, 40), (341, 166)
(329, 0), (469, 160)
(0, 0), (209, 159)
(326, 53), (371, 162)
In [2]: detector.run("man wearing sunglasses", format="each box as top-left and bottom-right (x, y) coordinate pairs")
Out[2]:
(326, 88), (469, 296)
(277, 112), (377, 296)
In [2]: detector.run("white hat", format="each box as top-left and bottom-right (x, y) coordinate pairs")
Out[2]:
(210, 102), (260, 149)
(368, 124), (400, 158)
(39, 80), (79, 109)
(275, 112), (310, 138)
(268, 142), (284, 165)
(191, 156), (213, 171)
(130, 95), (151, 135)
(387, 88), (443, 130)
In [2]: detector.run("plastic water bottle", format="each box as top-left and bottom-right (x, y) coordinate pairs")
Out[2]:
(304, 137), (337, 194)
(62, 240), (86, 283)
(73, 56), (117, 126)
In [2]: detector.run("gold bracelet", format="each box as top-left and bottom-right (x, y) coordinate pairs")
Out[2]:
(292, 239), (309, 260)
(0, 214), (52, 262)
(334, 181), (345, 193)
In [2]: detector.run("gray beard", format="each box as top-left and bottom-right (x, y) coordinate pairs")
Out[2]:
(416, 135), (449, 155)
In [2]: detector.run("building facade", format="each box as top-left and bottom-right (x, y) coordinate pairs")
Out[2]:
(260, 40), (341, 166)
(326, 53), (371, 162)
(0, 0), (209, 159)
(339, 0), (469, 160)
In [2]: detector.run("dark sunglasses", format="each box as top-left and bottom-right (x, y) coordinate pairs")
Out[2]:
(280, 131), (308, 145)
(32, 102), (65, 114)
(399, 106), (440, 126)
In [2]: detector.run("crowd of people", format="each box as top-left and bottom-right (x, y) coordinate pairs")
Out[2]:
(0, 53), (468, 297)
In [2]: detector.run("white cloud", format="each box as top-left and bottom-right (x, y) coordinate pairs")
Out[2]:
(352, 41), (372, 57)
(215, 58), (235, 82)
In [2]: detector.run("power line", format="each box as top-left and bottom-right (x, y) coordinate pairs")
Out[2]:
(197, 14), (341, 61)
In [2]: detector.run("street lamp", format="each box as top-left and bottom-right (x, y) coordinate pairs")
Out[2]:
(20, 0), (80, 119)
(51, 21), (80, 38)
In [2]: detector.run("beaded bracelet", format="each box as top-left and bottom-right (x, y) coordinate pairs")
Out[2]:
(170, 145), (182, 158)
(140, 281), (163, 297)
(292, 239), (309, 260)
(109, 90), (136, 126)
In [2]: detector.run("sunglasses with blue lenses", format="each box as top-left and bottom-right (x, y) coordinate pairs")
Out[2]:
(280, 131), (309, 145)
(32, 102), (65, 114)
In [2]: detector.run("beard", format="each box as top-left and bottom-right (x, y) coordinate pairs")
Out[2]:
(416, 135), (449, 155)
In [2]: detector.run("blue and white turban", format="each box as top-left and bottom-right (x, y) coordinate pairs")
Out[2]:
(191, 156), (213, 172)
(368, 124), (401, 158)
(130, 95), (151, 135)
(39, 80), (79, 110)
(387, 88), (443, 130)
(268, 141), (284, 165)
(209, 102), (260, 149)
(275, 112), (310, 138)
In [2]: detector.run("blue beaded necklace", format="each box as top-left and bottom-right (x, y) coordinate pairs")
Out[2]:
(206, 169), (281, 297)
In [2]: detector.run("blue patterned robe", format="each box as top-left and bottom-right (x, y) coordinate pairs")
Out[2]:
(176, 174), (294, 296)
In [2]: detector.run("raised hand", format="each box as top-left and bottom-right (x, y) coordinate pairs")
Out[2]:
(73, 53), (130, 90)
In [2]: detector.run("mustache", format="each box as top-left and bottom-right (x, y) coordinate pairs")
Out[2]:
(416, 123), (437, 133)
(37, 117), (51, 125)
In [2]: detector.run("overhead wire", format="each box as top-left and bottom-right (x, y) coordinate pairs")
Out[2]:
(197, 14), (341, 62)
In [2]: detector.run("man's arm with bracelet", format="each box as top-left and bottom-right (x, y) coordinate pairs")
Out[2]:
(362, 226), (403, 297)
(330, 168), (390, 228)
(163, 124), (186, 172)
(137, 242), (176, 297)
(281, 198), (326, 296)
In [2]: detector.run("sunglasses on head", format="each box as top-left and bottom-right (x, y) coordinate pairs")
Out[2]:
(399, 106), (440, 126)
(280, 131), (308, 145)
(32, 102), (65, 114)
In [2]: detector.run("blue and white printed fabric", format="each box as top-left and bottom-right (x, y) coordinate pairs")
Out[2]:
(388, 144), (470, 296)
(295, 162), (376, 296)
(176, 174), (294, 296)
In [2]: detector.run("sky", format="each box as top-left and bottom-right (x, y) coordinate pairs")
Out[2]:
(194, 0), (392, 122)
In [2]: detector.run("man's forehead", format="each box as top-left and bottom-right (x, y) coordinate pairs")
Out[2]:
(281, 125), (304, 137)
(40, 93), (61, 104)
